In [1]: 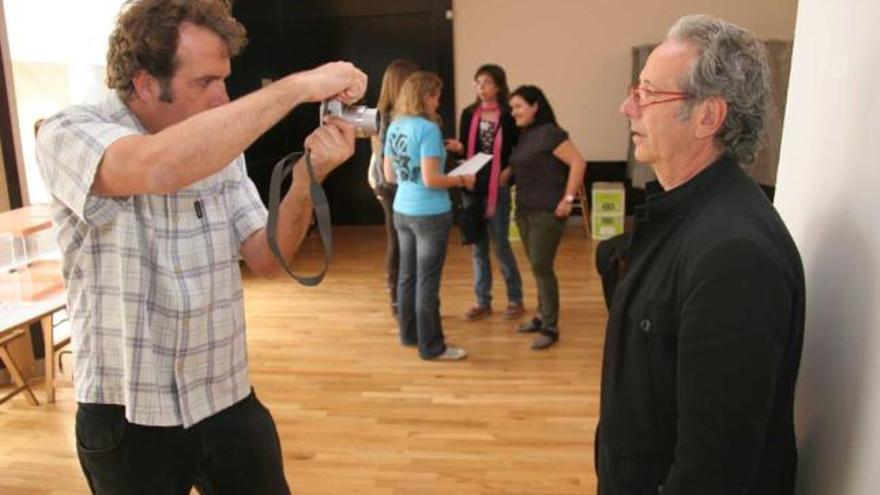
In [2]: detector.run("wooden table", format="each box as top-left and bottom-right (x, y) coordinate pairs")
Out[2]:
(0, 204), (53, 236)
(0, 291), (68, 404)
(0, 205), (69, 405)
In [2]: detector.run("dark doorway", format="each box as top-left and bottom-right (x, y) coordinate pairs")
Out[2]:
(229, 0), (454, 225)
(1, 31), (23, 209)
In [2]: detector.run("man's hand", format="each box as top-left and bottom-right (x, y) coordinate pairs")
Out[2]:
(303, 116), (356, 181)
(296, 62), (367, 105)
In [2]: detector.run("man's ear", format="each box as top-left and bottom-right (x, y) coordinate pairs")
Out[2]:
(131, 71), (157, 103)
(694, 97), (728, 140)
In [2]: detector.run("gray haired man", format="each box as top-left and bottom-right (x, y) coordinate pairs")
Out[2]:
(596, 15), (805, 495)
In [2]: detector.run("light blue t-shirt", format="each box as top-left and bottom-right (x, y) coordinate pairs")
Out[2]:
(385, 115), (450, 216)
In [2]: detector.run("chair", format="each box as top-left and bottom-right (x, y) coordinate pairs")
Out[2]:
(42, 311), (72, 403)
(573, 184), (591, 237)
(0, 328), (40, 405)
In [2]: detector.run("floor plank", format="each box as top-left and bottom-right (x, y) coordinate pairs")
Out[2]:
(0, 225), (606, 494)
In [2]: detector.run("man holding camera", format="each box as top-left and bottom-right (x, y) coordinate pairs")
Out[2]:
(35, 1), (365, 493)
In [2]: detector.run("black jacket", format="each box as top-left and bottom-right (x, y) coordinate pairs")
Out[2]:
(455, 104), (518, 196)
(596, 155), (805, 495)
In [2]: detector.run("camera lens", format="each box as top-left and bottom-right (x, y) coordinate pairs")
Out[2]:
(347, 106), (379, 138)
(319, 101), (379, 138)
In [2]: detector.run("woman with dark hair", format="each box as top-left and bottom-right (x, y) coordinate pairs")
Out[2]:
(506, 85), (586, 350)
(369, 59), (419, 315)
(445, 64), (524, 322)
(384, 71), (476, 361)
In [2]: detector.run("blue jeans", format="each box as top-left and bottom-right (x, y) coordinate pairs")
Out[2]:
(394, 211), (453, 359)
(472, 187), (523, 307)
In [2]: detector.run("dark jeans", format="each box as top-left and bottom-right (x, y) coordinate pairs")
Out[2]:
(374, 183), (399, 308)
(75, 391), (290, 495)
(472, 187), (523, 307)
(394, 211), (453, 359)
(516, 210), (566, 329)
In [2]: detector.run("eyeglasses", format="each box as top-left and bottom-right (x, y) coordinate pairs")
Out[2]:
(628, 83), (692, 108)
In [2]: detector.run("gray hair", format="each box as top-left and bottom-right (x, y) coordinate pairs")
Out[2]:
(668, 15), (771, 164)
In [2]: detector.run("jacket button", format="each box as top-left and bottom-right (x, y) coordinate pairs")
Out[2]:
(640, 319), (652, 333)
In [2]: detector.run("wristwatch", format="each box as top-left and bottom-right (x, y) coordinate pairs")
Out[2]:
(564, 194), (575, 204)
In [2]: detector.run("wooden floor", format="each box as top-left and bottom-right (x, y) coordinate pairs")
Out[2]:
(0, 225), (608, 495)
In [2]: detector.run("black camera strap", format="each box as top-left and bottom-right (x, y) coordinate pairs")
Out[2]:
(266, 150), (333, 286)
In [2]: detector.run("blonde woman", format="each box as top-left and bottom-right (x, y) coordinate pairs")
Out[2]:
(369, 59), (418, 316)
(383, 71), (475, 360)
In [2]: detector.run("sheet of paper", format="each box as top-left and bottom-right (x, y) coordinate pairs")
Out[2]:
(448, 152), (492, 176)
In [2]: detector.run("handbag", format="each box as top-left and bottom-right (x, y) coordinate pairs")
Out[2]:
(454, 189), (487, 245)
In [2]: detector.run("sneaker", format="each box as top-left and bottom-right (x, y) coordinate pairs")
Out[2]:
(531, 329), (559, 350)
(503, 302), (526, 320)
(464, 305), (492, 321)
(427, 346), (468, 361)
(516, 316), (542, 333)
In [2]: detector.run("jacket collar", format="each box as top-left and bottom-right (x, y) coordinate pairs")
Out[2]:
(637, 154), (737, 222)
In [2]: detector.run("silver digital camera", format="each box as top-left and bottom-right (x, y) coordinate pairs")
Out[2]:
(319, 100), (379, 138)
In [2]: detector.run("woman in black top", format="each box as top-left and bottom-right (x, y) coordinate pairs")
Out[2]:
(445, 64), (524, 322)
(369, 59), (419, 316)
(506, 85), (586, 350)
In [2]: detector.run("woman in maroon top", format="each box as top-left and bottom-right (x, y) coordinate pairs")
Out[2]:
(506, 85), (586, 350)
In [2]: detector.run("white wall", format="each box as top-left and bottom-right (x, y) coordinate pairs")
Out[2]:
(451, 0), (798, 160)
(774, 0), (880, 493)
(2, 0), (123, 204)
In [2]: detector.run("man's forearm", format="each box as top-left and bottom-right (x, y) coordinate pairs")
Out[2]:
(241, 162), (315, 278)
(144, 75), (308, 193)
(274, 167), (315, 267)
(93, 61), (364, 197)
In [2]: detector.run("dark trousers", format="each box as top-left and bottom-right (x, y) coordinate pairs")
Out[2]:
(76, 391), (290, 495)
(516, 211), (566, 328)
(374, 184), (399, 308)
(394, 211), (453, 359)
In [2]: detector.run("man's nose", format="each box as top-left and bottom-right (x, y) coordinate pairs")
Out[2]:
(619, 94), (637, 117)
(212, 84), (230, 107)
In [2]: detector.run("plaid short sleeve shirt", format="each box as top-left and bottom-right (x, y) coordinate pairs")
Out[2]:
(36, 95), (268, 427)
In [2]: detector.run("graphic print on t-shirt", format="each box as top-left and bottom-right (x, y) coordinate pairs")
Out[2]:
(388, 131), (420, 183)
(478, 118), (495, 154)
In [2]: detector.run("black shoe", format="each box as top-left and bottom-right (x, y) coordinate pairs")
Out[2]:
(516, 316), (542, 333)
